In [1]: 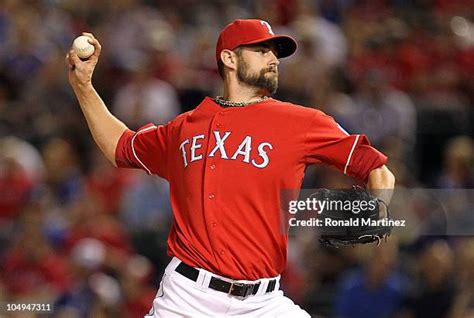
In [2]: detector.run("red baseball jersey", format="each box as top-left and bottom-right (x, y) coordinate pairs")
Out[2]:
(115, 97), (387, 280)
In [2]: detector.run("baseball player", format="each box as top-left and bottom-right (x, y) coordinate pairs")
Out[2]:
(66, 20), (395, 317)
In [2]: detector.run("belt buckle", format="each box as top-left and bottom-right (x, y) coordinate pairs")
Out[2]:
(228, 282), (243, 295)
(228, 282), (252, 298)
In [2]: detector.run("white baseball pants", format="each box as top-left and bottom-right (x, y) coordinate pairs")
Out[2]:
(145, 257), (310, 317)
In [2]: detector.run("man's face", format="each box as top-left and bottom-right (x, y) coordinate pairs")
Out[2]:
(235, 43), (280, 94)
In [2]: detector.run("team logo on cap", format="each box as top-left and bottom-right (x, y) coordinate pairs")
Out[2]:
(260, 20), (274, 35)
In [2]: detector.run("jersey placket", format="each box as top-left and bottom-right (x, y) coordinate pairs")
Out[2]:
(202, 109), (228, 270)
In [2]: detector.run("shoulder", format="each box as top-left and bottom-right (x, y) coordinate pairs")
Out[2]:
(263, 99), (328, 119)
(175, 109), (195, 121)
(165, 109), (195, 127)
(264, 99), (340, 130)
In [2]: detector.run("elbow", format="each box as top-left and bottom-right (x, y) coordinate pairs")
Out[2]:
(368, 165), (396, 189)
(386, 168), (396, 189)
(382, 165), (396, 188)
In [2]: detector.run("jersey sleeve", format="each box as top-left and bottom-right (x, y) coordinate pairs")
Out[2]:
(115, 123), (169, 179)
(305, 111), (388, 182)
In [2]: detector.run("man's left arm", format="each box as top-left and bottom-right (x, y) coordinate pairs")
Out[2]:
(304, 110), (395, 206)
(367, 165), (395, 218)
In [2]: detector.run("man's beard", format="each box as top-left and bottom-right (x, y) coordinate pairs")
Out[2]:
(237, 58), (278, 94)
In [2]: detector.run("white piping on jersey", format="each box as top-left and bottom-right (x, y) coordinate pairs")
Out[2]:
(131, 125), (157, 175)
(337, 124), (350, 136)
(344, 134), (360, 175)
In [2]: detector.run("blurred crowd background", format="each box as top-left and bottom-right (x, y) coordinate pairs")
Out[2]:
(0, 0), (473, 317)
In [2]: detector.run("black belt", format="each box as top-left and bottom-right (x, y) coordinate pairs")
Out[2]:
(175, 262), (277, 298)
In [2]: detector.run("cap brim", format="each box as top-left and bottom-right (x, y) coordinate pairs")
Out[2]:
(240, 35), (297, 58)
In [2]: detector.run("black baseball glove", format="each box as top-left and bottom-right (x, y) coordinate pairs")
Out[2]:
(314, 186), (392, 247)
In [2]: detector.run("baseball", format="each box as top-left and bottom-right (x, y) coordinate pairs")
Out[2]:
(72, 35), (95, 59)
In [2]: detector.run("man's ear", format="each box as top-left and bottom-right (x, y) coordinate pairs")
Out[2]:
(220, 49), (238, 71)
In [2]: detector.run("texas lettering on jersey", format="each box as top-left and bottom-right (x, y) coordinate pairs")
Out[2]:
(179, 131), (273, 169)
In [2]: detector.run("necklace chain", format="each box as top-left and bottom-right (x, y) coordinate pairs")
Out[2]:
(214, 96), (268, 107)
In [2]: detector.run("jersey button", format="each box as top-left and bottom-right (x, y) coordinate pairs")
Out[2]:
(210, 164), (216, 170)
(208, 194), (215, 199)
(212, 222), (217, 227)
(216, 123), (222, 128)
(220, 250), (225, 255)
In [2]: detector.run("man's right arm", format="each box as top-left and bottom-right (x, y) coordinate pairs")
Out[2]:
(66, 32), (127, 166)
